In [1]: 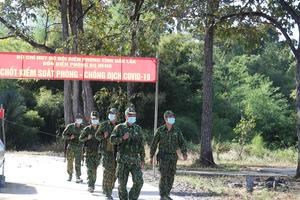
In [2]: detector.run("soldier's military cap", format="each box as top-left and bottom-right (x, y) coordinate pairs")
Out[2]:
(75, 113), (83, 119)
(163, 110), (175, 118)
(109, 107), (119, 114)
(125, 106), (136, 115)
(90, 111), (99, 118)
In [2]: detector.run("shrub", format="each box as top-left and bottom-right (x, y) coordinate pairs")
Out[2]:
(247, 134), (266, 157)
(176, 116), (199, 143)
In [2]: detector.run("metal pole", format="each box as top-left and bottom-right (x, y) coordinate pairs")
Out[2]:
(1, 105), (5, 149)
(1, 104), (5, 183)
(153, 55), (159, 176)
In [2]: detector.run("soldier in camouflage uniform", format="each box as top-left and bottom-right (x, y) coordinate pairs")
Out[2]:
(62, 113), (84, 183)
(150, 110), (187, 200)
(95, 107), (119, 200)
(110, 106), (145, 200)
(79, 111), (101, 193)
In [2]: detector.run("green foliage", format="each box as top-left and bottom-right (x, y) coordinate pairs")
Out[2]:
(94, 87), (131, 122)
(215, 54), (296, 148)
(0, 80), (41, 150)
(175, 116), (199, 143)
(35, 88), (64, 143)
(247, 134), (267, 157)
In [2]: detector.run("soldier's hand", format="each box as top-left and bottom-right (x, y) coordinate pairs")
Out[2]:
(183, 155), (188, 161)
(104, 131), (109, 138)
(88, 134), (92, 140)
(70, 135), (75, 140)
(141, 161), (145, 169)
(122, 132), (129, 140)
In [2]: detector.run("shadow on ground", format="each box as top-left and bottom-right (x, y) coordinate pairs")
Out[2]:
(0, 182), (37, 194)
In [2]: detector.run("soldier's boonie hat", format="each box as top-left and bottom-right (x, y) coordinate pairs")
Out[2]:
(75, 113), (83, 119)
(109, 107), (119, 114)
(125, 106), (136, 115)
(90, 111), (99, 118)
(164, 110), (175, 118)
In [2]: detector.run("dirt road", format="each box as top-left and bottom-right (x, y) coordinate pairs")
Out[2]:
(0, 152), (184, 200)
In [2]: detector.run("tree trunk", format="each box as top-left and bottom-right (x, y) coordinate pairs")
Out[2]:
(72, 80), (83, 116)
(60, 0), (73, 125)
(69, 0), (83, 118)
(199, 0), (218, 167)
(295, 58), (300, 178)
(64, 80), (73, 124)
(127, 21), (138, 98)
(127, 28), (137, 97)
(82, 81), (94, 119)
(127, 0), (144, 98)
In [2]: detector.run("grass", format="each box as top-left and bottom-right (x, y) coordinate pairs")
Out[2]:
(174, 174), (300, 200)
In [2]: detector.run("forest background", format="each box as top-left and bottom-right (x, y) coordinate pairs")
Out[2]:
(0, 0), (299, 174)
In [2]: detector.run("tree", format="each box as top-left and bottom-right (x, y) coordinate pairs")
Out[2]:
(215, 0), (300, 178)
(199, 0), (219, 166)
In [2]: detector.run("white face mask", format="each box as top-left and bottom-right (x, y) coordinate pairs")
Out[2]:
(127, 116), (136, 124)
(167, 117), (175, 125)
(75, 119), (83, 124)
(91, 119), (99, 125)
(108, 114), (116, 121)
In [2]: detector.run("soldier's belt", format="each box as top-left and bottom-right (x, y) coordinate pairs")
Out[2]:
(118, 154), (141, 164)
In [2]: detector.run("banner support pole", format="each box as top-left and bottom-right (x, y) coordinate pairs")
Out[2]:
(153, 54), (159, 176)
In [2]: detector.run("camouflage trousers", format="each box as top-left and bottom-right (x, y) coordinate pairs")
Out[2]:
(116, 162), (143, 200)
(158, 158), (177, 197)
(102, 152), (116, 197)
(66, 146), (82, 178)
(86, 151), (100, 188)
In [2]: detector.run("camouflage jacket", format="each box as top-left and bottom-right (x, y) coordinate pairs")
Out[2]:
(110, 122), (145, 164)
(95, 120), (116, 154)
(79, 125), (100, 153)
(150, 124), (187, 159)
(62, 123), (84, 148)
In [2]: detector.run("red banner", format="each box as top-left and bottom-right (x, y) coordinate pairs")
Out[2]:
(0, 52), (157, 82)
(0, 109), (4, 119)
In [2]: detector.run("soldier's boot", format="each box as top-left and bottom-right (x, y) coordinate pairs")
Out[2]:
(67, 174), (72, 181)
(105, 196), (113, 200)
(76, 177), (83, 183)
(88, 187), (94, 193)
(160, 196), (172, 200)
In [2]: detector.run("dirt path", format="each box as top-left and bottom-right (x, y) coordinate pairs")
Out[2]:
(0, 152), (184, 200)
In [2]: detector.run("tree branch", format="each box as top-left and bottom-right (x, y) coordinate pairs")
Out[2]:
(0, 35), (14, 40)
(0, 17), (56, 53)
(278, 0), (300, 25)
(217, 11), (297, 56)
(43, 6), (49, 45)
(76, 2), (95, 24)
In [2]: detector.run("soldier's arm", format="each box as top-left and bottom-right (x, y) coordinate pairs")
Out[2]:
(79, 127), (89, 142)
(62, 124), (71, 140)
(95, 123), (105, 141)
(178, 130), (187, 157)
(139, 128), (145, 162)
(150, 129), (160, 158)
(110, 125), (123, 145)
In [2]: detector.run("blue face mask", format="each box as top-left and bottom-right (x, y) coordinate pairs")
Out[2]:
(108, 114), (116, 121)
(75, 119), (83, 124)
(127, 117), (136, 124)
(167, 117), (175, 125)
(91, 119), (99, 125)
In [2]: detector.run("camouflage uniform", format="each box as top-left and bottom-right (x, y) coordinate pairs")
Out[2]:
(110, 121), (145, 200)
(150, 124), (187, 199)
(95, 119), (117, 198)
(62, 123), (84, 181)
(79, 124), (100, 191)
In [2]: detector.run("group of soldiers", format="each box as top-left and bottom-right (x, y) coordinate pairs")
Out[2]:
(62, 106), (187, 200)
